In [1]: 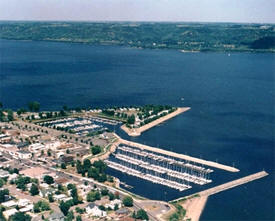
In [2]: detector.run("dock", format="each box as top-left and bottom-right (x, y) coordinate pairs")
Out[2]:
(121, 107), (190, 136)
(197, 170), (269, 197)
(117, 137), (239, 172)
(174, 171), (269, 221)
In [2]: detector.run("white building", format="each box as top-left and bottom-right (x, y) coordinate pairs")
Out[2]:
(3, 208), (17, 220)
(29, 143), (45, 153)
(105, 199), (122, 210)
(45, 141), (61, 150)
(86, 203), (106, 217)
(18, 198), (31, 208)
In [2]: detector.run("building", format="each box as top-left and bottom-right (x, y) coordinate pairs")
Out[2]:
(86, 203), (107, 217)
(17, 150), (32, 159)
(48, 212), (65, 221)
(28, 143), (45, 153)
(115, 208), (130, 217)
(3, 208), (18, 220)
(0, 169), (10, 178)
(105, 199), (122, 210)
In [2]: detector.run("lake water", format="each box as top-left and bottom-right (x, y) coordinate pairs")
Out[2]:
(0, 39), (274, 220)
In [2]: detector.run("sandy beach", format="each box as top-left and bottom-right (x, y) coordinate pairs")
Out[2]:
(121, 107), (190, 136)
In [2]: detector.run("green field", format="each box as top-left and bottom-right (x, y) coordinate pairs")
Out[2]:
(0, 21), (274, 52)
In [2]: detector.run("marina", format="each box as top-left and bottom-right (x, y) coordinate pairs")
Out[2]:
(105, 143), (213, 191)
(38, 117), (121, 136)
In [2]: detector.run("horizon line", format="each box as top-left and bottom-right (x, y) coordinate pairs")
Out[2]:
(0, 19), (274, 25)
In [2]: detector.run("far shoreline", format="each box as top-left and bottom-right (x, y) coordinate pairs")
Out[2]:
(1, 38), (274, 54)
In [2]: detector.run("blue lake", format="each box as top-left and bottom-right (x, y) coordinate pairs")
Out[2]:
(0, 39), (274, 220)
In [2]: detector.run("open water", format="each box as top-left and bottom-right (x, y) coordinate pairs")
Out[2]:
(0, 39), (274, 220)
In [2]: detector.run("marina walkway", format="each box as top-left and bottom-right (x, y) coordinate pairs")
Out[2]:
(116, 136), (239, 172)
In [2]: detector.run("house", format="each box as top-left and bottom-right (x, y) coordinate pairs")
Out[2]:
(0, 169), (10, 178)
(48, 212), (65, 221)
(18, 198), (31, 208)
(1, 200), (17, 208)
(17, 150), (32, 159)
(53, 194), (72, 202)
(28, 143), (45, 153)
(86, 203), (107, 217)
(39, 188), (55, 198)
(19, 204), (33, 212)
(8, 173), (18, 181)
(115, 208), (130, 216)
(106, 199), (122, 210)
(16, 142), (29, 149)
(45, 141), (61, 150)
(3, 208), (18, 220)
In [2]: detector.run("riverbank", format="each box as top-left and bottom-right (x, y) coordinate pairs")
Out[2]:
(121, 107), (190, 136)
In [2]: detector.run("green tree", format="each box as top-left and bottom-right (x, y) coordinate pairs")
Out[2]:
(123, 196), (133, 207)
(92, 160), (106, 173)
(136, 209), (149, 220)
(65, 211), (74, 221)
(67, 183), (76, 190)
(47, 149), (52, 157)
(108, 192), (115, 201)
(101, 188), (108, 196)
(43, 175), (54, 184)
(87, 167), (99, 180)
(59, 201), (71, 216)
(127, 114), (135, 124)
(0, 189), (9, 203)
(33, 203), (41, 213)
(7, 110), (14, 121)
(30, 184), (39, 196)
(9, 212), (31, 221)
(86, 191), (101, 202)
(48, 194), (54, 202)
(0, 179), (5, 188)
(91, 145), (101, 155)
(76, 215), (82, 221)
(61, 163), (67, 169)
(76, 160), (83, 174)
(83, 159), (91, 172)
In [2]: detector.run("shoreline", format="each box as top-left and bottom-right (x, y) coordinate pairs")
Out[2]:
(1, 38), (274, 53)
(121, 107), (190, 136)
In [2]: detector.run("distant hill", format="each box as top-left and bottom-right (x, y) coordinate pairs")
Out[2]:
(0, 21), (274, 52)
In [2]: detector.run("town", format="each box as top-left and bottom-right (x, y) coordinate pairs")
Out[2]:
(0, 103), (269, 221)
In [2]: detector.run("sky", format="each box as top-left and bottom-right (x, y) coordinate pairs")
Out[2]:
(0, 0), (274, 23)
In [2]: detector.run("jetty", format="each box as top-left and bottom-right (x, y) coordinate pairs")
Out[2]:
(175, 171), (269, 221)
(121, 107), (190, 136)
(117, 137), (239, 172)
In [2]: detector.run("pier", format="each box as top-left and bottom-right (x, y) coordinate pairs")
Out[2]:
(117, 137), (239, 172)
(174, 171), (269, 221)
